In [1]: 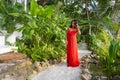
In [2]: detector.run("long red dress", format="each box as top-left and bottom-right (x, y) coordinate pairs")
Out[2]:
(66, 28), (80, 67)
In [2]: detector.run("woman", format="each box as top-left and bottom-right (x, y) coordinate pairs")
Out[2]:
(66, 20), (81, 67)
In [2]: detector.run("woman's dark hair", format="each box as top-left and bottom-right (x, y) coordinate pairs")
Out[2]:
(69, 20), (78, 28)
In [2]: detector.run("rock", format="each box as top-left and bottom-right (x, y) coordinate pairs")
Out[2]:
(45, 60), (50, 67)
(41, 62), (47, 68)
(37, 66), (43, 72)
(1, 75), (13, 80)
(5, 74), (11, 78)
(101, 76), (107, 80)
(60, 57), (65, 62)
(0, 59), (34, 80)
(85, 55), (89, 58)
(17, 76), (25, 80)
(0, 63), (13, 73)
(82, 55), (89, 60)
(49, 59), (58, 65)
(81, 73), (90, 80)
(32, 70), (37, 74)
(27, 70), (37, 80)
(18, 60), (32, 68)
(53, 59), (57, 64)
(83, 69), (90, 74)
(90, 55), (95, 58)
(39, 61), (44, 66)
(81, 55), (92, 80)
(81, 68), (91, 80)
(81, 64), (87, 68)
(88, 74), (92, 79)
(88, 55), (92, 59)
(1, 78), (13, 80)
(93, 76), (101, 80)
(81, 57), (86, 61)
(112, 75), (120, 80)
(81, 61), (85, 65)
(34, 61), (40, 68)
(34, 61), (45, 72)
(86, 58), (91, 63)
(27, 74), (36, 80)
(56, 58), (60, 63)
(49, 60), (53, 65)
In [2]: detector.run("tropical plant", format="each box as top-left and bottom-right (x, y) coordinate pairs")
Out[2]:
(0, 0), (24, 33)
(60, 0), (120, 44)
(15, 0), (70, 61)
(0, 0), (71, 61)
(89, 30), (120, 79)
(100, 39), (120, 80)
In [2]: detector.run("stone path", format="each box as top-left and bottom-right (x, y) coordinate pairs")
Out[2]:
(32, 43), (92, 80)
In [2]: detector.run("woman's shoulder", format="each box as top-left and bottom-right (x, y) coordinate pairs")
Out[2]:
(68, 28), (76, 31)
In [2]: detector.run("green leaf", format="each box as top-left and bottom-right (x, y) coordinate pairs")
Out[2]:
(30, 0), (40, 17)
(27, 20), (38, 28)
(23, 14), (33, 20)
(44, 5), (55, 19)
(8, 13), (20, 17)
(30, 29), (34, 36)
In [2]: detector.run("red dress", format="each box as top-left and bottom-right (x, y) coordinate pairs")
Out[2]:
(66, 28), (80, 67)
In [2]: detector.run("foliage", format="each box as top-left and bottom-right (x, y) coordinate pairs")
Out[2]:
(0, 0), (70, 61)
(0, 1), (120, 77)
(0, 0), (24, 33)
(60, 0), (120, 43)
(100, 39), (120, 79)
(89, 30), (120, 79)
(15, 0), (70, 61)
(39, 0), (120, 78)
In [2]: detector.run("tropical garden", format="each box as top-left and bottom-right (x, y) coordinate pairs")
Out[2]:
(0, 0), (120, 80)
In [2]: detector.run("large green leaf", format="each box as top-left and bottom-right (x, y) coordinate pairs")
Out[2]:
(30, 0), (40, 17)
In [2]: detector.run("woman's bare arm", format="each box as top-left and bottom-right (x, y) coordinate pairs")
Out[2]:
(76, 24), (81, 35)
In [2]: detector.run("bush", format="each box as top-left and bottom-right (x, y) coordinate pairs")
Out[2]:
(16, 0), (70, 61)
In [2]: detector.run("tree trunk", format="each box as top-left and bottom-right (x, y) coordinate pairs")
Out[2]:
(85, 1), (92, 35)
(116, 28), (120, 39)
(24, 0), (27, 12)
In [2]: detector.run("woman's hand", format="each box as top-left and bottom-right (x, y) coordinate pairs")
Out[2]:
(76, 24), (81, 35)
